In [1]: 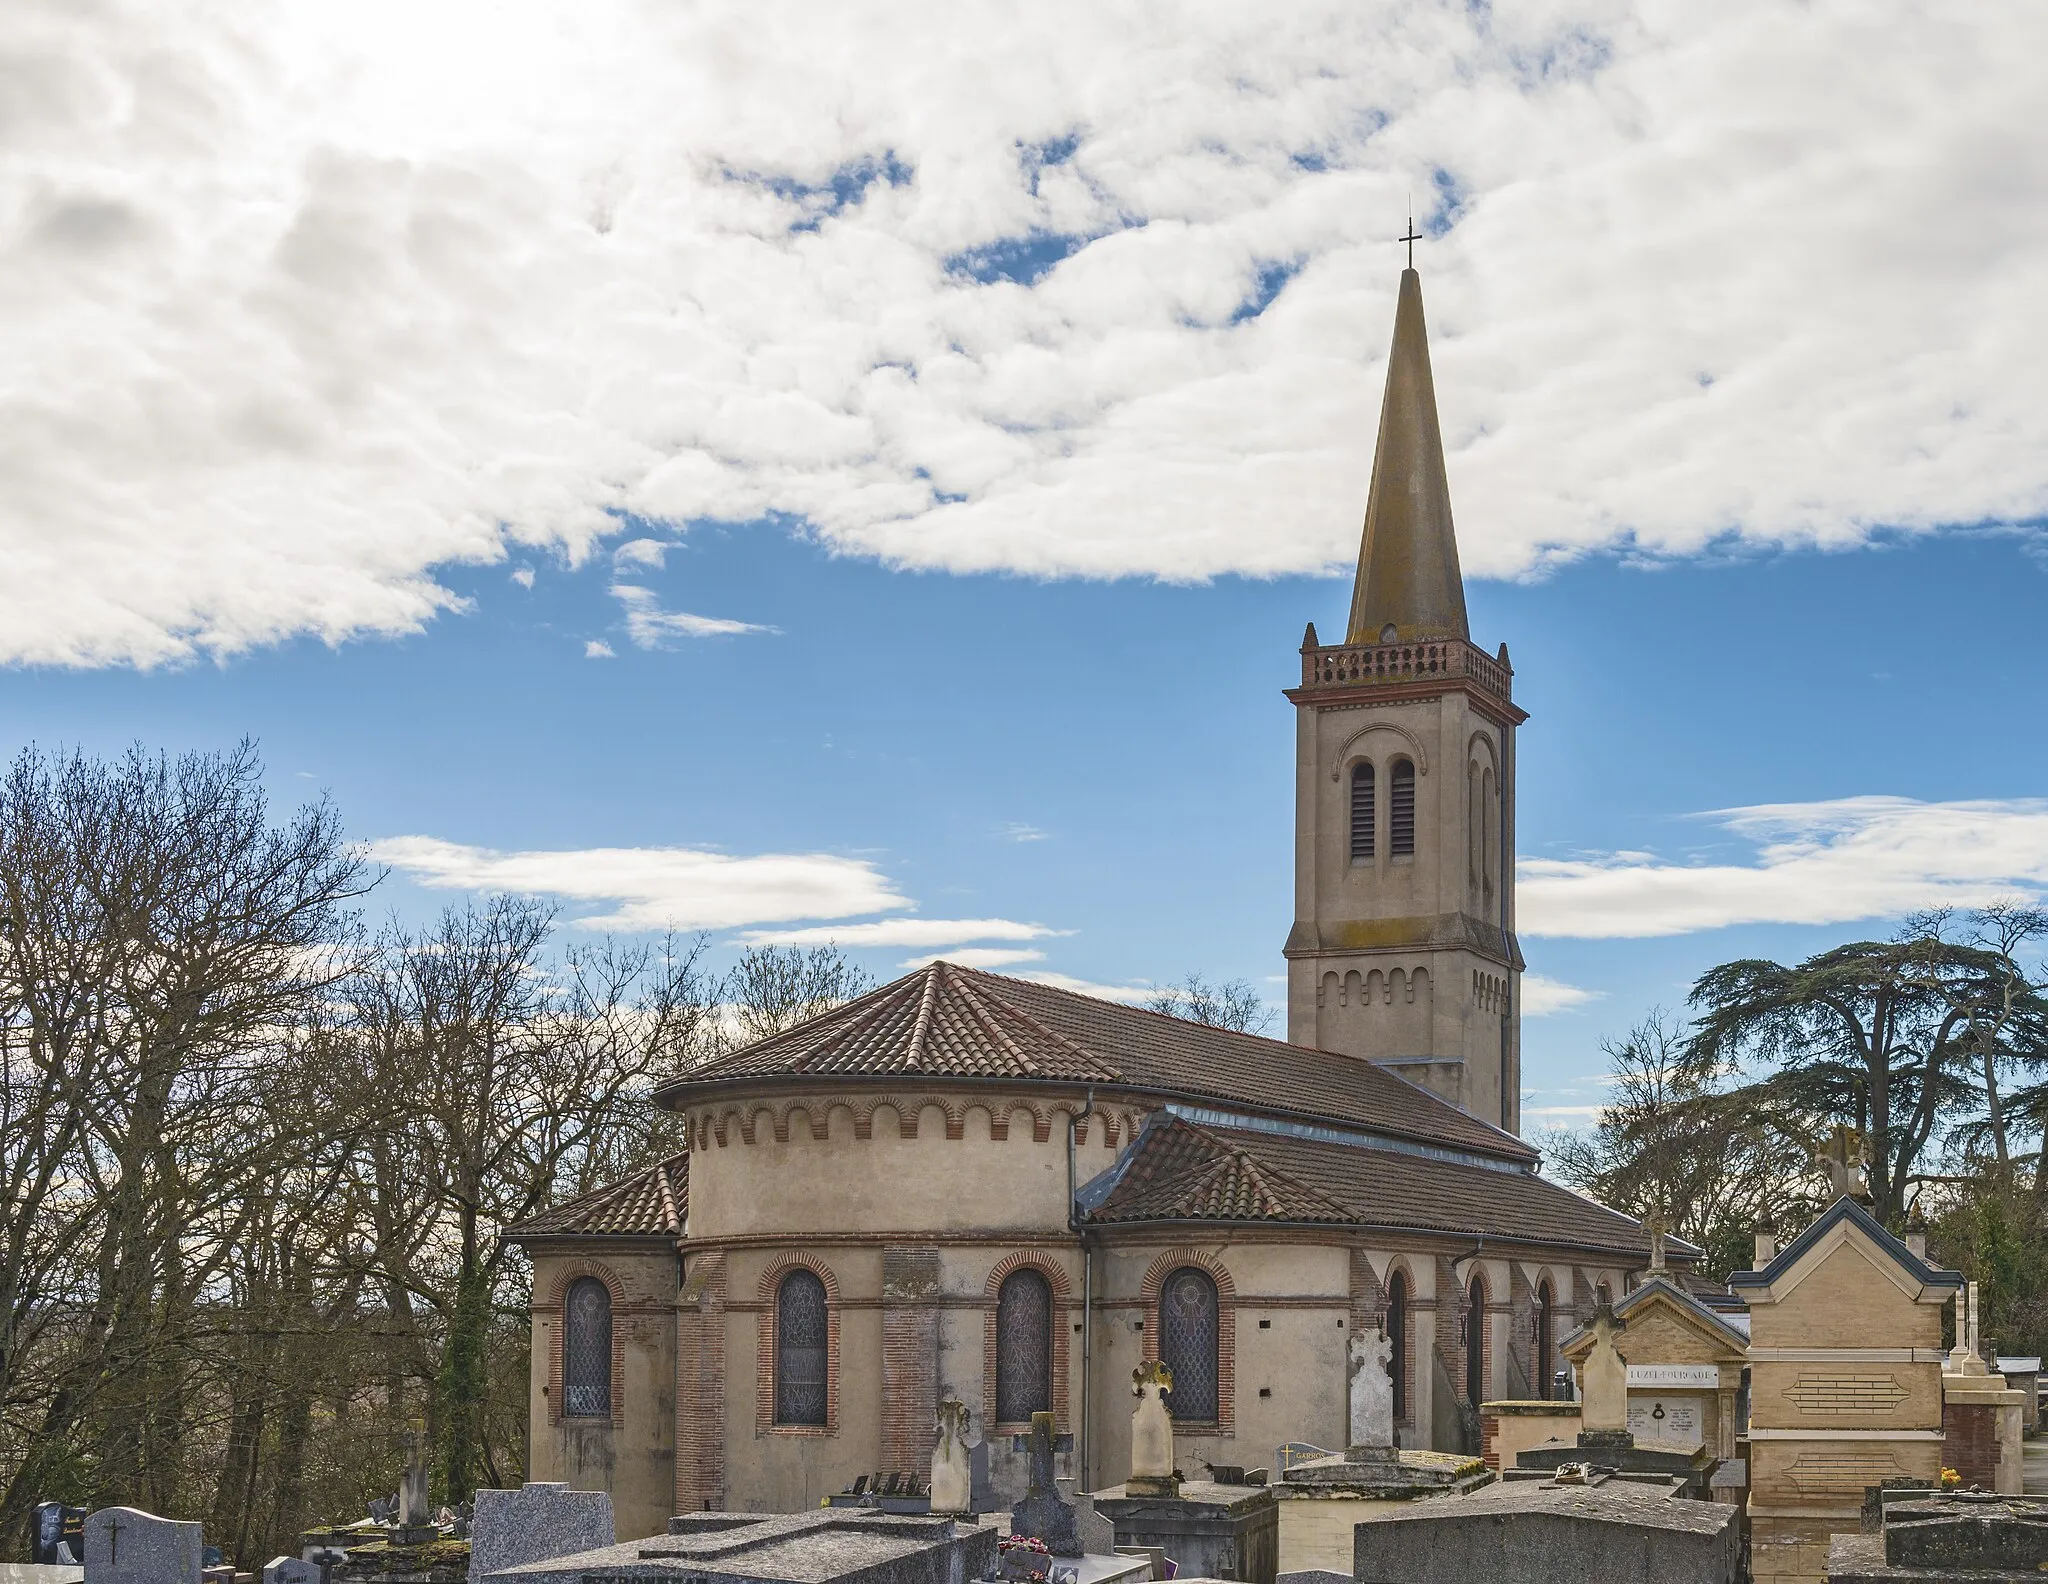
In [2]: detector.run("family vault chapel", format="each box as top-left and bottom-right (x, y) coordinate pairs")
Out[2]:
(507, 267), (1674, 1539)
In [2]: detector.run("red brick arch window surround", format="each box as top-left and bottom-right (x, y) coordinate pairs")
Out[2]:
(1378, 1257), (1418, 1433)
(1138, 1248), (1236, 1437)
(543, 1262), (628, 1429)
(756, 1253), (841, 1436)
(982, 1253), (1074, 1436)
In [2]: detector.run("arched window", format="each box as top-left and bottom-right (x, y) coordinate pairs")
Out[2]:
(1535, 1280), (1554, 1401)
(774, 1269), (829, 1426)
(1386, 1271), (1409, 1423)
(1389, 759), (1416, 856)
(1158, 1267), (1220, 1423)
(1464, 1276), (1487, 1406)
(1467, 763), (1481, 889)
(995, 1269), (1054, 1424)
(1349, 763), (1376, 861)
(1481, 767), (1497, 901)
(563, 1277), (612, 1417)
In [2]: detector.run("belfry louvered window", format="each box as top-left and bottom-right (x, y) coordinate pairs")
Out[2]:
(1389, 759), (1416, 856)
(563, 1278), (612, 1417)
(1349, 762), (1376, 860)
(995, 1269), (1054, 1424)
(775, 1269), (829, 1426)
(1158, 1267), (1220, 1422)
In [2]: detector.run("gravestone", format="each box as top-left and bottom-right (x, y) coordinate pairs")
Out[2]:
(1010, 1412), (1083, 1555)
(931, 1398), (973, 1515)
(1578, 1304), (1629, 1438)
(1346, 1325), (1394, 1460)
(1128, 1362), (1179, 1499)
(262, 1558), (319, 1584)
(82, 1506), (203, 1584)
(391, 1424), (438, 1546)
(468, 1482), (613, 1582)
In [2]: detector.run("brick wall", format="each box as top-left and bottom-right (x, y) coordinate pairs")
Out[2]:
(881, 1246), (942, 1473)
(1943, 1398), (1998, 1488)
(675, 1250), (726, 1512)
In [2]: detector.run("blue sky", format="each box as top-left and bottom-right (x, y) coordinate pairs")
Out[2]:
(8, 519), (2046, 1129)
(9, 0), (2048, 1136)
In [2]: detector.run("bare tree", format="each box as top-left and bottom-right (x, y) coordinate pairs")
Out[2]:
(1143, 973), (1275, 1035)
(717, 946), (873, 1048)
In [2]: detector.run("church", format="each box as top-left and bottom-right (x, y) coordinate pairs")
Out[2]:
(508, 265), (1679, 1540)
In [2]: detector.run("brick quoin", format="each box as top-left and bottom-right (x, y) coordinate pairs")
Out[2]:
(675, 1251), (727, 1512)
(1480, 1411), (1500, 1472)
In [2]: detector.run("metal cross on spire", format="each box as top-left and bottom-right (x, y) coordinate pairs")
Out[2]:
(1400, 216), (1422, 269)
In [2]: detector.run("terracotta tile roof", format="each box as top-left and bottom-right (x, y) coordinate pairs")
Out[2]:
(1086, 1122), (1668, 1261)
(661, 961), (1534, 1165)
(505, 1152), (686, 1240)
(1083, 1116), (1354, 1224)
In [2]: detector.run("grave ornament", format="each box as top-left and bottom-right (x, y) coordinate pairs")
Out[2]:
(1127, 1360), (1179, 1498)
(1347, 1323), (1395, 1461)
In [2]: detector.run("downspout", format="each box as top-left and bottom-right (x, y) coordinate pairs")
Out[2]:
(1067, 1089), (1097, 1492)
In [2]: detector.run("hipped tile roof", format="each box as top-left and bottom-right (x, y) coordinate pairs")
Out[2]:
(506, 1152), (686, 1240)
(1086, 1119), (1669, 1260)
(661, 961), (1534, 1165)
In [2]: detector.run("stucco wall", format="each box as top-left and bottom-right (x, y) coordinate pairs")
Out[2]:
(527, 1242), (678, 1541)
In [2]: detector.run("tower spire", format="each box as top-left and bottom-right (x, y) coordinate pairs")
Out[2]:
(1344, 267), (1469, 646)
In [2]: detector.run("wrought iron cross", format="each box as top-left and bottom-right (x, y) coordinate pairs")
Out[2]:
(105, 1514), (122, 1563)
(1400, 217), (1422, 268)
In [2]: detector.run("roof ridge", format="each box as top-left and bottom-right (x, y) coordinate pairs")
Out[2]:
(902, 962), (944, 1073)
(947, 968), (1046, 1076)
(789, 970), (921, 1074)
(1225, 1141), (1353, 1221)
(950, 965), (1123, 1081)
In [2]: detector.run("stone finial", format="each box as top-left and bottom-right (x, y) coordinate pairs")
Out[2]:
(931, 1399), (973, 1515)
(1127, 1361), (1179, 1498)
(1645, 1214), (1668, 1274)
(1905, 1202), (1929, 1260)
(1817, 1125), (1872, 1202)
(1753, 1225), (1777, 1268)
(1579, 1305), (1630, 1435)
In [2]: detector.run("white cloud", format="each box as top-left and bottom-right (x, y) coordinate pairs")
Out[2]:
(1521, 797), (2048, 939)
(611, 584), (772, 645)
(584, 639), (616, 658)
(9, 2), (2048, 667)
(370, 834), (910, 930)
(1000, 823), (1050, 843)
(511, 566), (536, 588)
(1521, 973), (1602, 1016)
(1014, 971), (1155, 1005)
(902, 947), (1047, 969)
(613, 538), (669, 569)
(739, 917), (1065, 948)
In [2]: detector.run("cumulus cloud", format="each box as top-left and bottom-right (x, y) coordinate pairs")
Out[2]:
(1521, 973), (1602, 1016)
(613, 538), (669, 569)
(370, 834), (910, 930)
(9, 1), (2047, 666)
(1013, 971), (1155, 1005)
(739, 917), (1065, 948)
(584, 639), (616, 658)
(1520, 797), (2048, 939)
(610, 584), (771, 645)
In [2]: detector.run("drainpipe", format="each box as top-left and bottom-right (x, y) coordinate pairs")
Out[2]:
(1067, 1089), (1097, 1492)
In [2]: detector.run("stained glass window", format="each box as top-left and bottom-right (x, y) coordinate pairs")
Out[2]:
(563, 1277), (611, 1417)
(775, 1268), (829, 1426)
(1386, 1272), (1408, 1421)
(1465, 1277), (1487, 1406)
(996, 1269), (1053, 1424)
(1159, 1267), (1219, 1423)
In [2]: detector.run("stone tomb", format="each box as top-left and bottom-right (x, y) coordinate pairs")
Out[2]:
(468, 1482), (614, 1581)
(1087, 1481), (1278, 1584)
(1556, 1273), (1748, 1469)
(82, 1506), (203, 1584)
(1730, 1196), (1963, 1584)
(472, 1510), (996, 1584)
(1349, 1469), (1740, 1584)
(1827, 1491), (2048, 1580)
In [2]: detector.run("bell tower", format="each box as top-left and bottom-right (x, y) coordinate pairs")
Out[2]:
(1283, 266), (1527, 1133)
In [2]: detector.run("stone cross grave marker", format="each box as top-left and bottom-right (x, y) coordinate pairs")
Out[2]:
(1579, 1304), (1629, 1435)
(84, 1506), (203, 1584)
(931, 1397), (973, 1514)
(1009, 1410), (1083, 1555)
(1348, 1324), (1395, 1458)
(1127, 1360), (1179, 1497)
